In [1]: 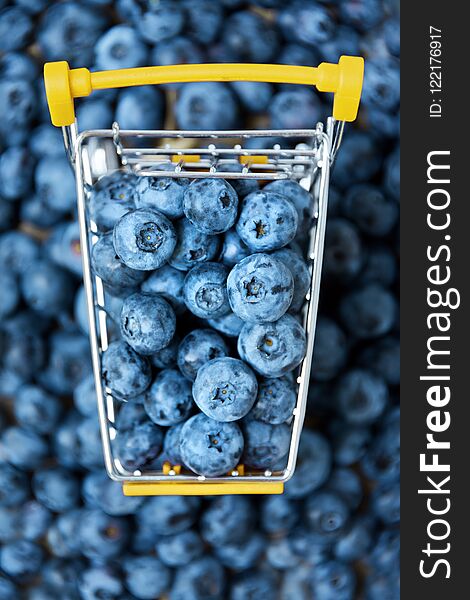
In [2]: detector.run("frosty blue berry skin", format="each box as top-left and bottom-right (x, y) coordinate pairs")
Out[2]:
(242, 419), (291, 469)
(88, 171), (138, 232)
(236, 190), (298, 252)
(183, 178), (238, 235)
(120, 292), (176, 355)
(114, 420), (163, 472)
(180, 413), (244, 477)
(219, 229), (251, 267)
(177, 329), (228, 381)
(91, 233), (146, 296)
(101, 341), (151, 399)
(285, 430), (332, 499)
(264, 179), (312, 236)
(271, 247), (310, 313)
(144, 369), (194, 426)
(163, 422), (185, 465)
(193, 357), (258, 422)
(208, 311), (244, 338)
(250, 376), (297, 425)
(169, 218), (220, 271)
(113, 208), (177, 271)
(183, 262), (230, 319)
(141, 264), (186, 315)
(135, 176), (189, 219)
(227, 253), (294, 323)
(237, 314), (307, 377)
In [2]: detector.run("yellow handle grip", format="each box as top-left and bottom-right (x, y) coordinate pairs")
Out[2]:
(122, 481), (284, 496)
(44, 57), (364, 127)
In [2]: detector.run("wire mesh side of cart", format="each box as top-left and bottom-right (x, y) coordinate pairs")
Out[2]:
(69, 120), (337, 485)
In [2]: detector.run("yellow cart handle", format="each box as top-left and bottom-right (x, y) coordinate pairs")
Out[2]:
(44, 57), (364, 127)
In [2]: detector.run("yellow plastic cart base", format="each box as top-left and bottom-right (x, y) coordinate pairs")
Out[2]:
(122, 481), (284, 496)
(44, 57), (364, 127)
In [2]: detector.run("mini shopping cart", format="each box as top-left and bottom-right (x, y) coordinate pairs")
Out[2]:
(44, 57), (364, 496)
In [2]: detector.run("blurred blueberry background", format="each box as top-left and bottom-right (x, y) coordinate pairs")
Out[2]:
(0, 1), (399, 599)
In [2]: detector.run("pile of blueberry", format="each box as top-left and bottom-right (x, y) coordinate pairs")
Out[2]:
(93, 173), (311, 477)
(0, 1), (399, 599)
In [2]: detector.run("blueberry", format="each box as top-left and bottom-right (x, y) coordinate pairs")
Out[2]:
(184, 262), (230, 318)
(193, 357), (257, 422)
(0, 145), (35, 200)
(144, 369), (193, 426)
(39, 331), (91, 396)
(138, 1), (184, 44)
(152, 36), (205, 89)
(359, 244), (398, 287)
(207, 311), (244, 338)
(326, 467), (363, 511)
(0, 50), (37, 79)
(184, 179), (238, 235)
(180, 413), (244, 476)
(222, 11), (279, 62)
(311, 317), (348, 381)
(92, 233), (146, 295)
(116, 401), (148, 431)
(310, 560), (356, 600)
(95, 25), (148, 70)
(89, 171), (138, 232)
(76, 417), (103, 470)
(79, 509), (129, 561)
(120, 292), (176, 355)
(230, 81), (274, 113)
(332, 425), (371, 466)
(363, 57), (400, 111)
(163, 423), (185, 464)
(14, 385), (61, 435)
(364, 572), (400, 600)
(228, 253), (293, 323)
(115, 86), (165, 130)
(21, 500), (52, 541)
(323, 218), (363, 282)
(265, 180), (312, 236)
(156, 530), (204, 567)
(285, 430), (332, 499)
(35, 156), (76, 213)
(0, 539), (43, 580)
(319, 26), (360, 64)
(277, 43), (319, 67)
(278, 3), (334, 45)
(237, 190), (298, 252)
(0, 7), (32, 52)
(44, 221), (83, 277)
(371, 481), (400, 525)
(367, 529), (400, 574)
(272, 248), (310, 314)
(21, 259), (74, 316)
(0, 231), (39, 274)
(113, 208), (177, 271)
(33, 467), (80, 513)
(242, 419), (290, 469)
(102, 340), (152, 399)
(171, 556), (226, 600)
(219, 229), (251, 267)
(250, 376), (297, 424)
(78, 566), (124, 600)
(115, 419), (163, 471)
(358, 336), (400, 386)
(20, 195), (63, 229)
(123, 555), (171, 599)
(335, 369), (388, 424)
(170, 218), (220, 271)
(215, 532), (265, 572)
(135, 175), (188, 219)
(0, 426), (49, 470)
(45, 509), (82, 559)
(0, 269), (19, 319)
(183, 0), (224, 45)
(219, 166), (259, 199)
(76, 98), (113, 130)
(269, 89), (322, 130)
(334, 516), (373, 562)
(238, 314), (307, 377)
(305, 490), (350, 547)
(38, 2), (107, 66)
(230, 571), (277, 600)
(260, 495), (298, 535)
(340, 284), (397, 339)
(0, 576), (17, 599)
(266, 537), (300, 570)
(0, 81), (36, 141)
(1, 312), (46, 382)
(343, 184), (398, 236)
(201, 495), (254, 546)
(333, 132), (382, 190)
(83, 471), (143, 516)
(137, 496), (200, 536)
(340, 0), (384, 30)
(0, 464), (28, 508)
(141, 265), (186, 314)
(177, 328), (228, 381)
(0, 506), (19, 543)
(176, 82), (238, 130)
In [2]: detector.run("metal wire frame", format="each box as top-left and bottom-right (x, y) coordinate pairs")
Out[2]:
(65, 121), (337, 486)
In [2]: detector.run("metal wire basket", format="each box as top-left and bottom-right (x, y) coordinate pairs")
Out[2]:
(44, 58), (364, 496)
